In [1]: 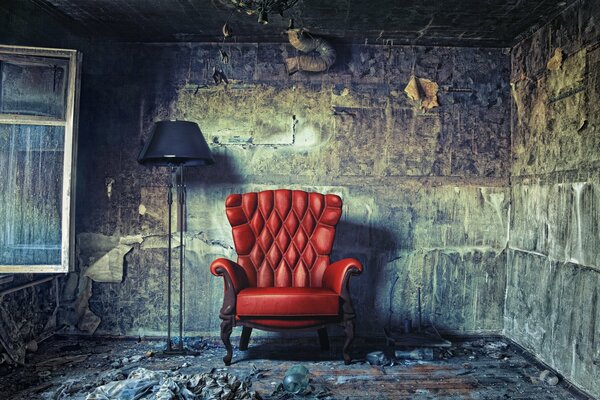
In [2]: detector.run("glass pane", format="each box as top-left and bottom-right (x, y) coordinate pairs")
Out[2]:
(0, 55), (68, 119)
(0, 124), (64, 265)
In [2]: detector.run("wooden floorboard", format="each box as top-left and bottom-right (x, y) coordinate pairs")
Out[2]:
(0, 335), (590, 399)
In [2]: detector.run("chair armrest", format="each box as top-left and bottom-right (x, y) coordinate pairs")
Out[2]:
(210, 258), (249, 293)
(322, 258), (363, 295)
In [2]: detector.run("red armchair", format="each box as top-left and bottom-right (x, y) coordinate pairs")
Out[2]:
(210, 189), (363, 365)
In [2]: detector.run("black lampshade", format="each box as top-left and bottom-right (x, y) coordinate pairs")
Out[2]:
(138, 120), (215, 166)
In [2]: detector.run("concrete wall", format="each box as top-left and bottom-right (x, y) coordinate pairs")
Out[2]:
(69, 41), (511, 339)
(505, 0), (600, 397)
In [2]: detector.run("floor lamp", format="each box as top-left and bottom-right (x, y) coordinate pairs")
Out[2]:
(138, 120), (214, 354)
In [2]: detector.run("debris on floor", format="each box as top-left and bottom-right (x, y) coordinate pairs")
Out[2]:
(394, 348), (434, 361)
(539, 370), (560, 386)
(85, 367), (260, 400)
(0, 336), (583, 399)
(365, 351), (391, 366)
(282, 365), (309, 394)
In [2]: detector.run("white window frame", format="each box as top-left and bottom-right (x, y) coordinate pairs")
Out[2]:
(0, 45), (80, 273)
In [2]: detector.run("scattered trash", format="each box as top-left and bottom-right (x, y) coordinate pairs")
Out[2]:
(0, 337), (571, 399)
(483, 341), (508, 351)
(271, 369), (333, 400)
(130, 355), (144, 363)
(394, 348), (434, 361)
(85, 368), (160, 400)
(539, 370), (560, 386)
(483, 341), (509, 359)
(470, 339), (486, 348)
(366, 351), (391, 366)
(245, 364), (268, 382)
(85, 367), (261, 400)
(282, 365), (309, 394)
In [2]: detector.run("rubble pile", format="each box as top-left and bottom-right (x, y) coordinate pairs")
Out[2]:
(83, 367), (260, 400)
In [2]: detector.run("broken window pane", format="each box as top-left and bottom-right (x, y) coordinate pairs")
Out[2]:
(0, 55), (68, 119)
(0, 124), (64, 265)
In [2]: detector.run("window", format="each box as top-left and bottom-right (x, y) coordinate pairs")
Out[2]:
(0, 45), (80, 273)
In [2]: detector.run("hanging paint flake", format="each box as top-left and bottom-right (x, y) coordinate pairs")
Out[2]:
(547, 48), (563, 71)
(404, 75), (439, 110)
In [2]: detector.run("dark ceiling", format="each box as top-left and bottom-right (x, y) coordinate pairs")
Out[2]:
(30, 0), (573, 47)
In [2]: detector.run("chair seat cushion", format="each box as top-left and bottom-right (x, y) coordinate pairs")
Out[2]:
(236, 287), (339, 317)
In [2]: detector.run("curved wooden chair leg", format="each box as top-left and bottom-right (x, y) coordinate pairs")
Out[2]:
(318, 327), (330, 351)
(342, 319), (355, 365)
(239, 326), (252, 351)
(220, 316), (234, 365)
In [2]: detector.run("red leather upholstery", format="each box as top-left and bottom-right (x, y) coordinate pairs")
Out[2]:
(236, 319), (332, 329)
(225, 190), (342, 288)
(210, 189), (362, 365)
(322, 258), (363, 294)
(210, 258), (249, 293)
(237, 287), (339, 317)
(237, 317), (327, 331)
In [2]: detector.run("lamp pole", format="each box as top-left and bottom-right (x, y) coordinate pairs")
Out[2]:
(137, 120), (214, 356)
(177, 164), (185, 352)
(167, 167), (174, 352)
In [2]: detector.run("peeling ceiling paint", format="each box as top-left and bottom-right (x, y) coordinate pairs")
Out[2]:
(27, 0), (576, 47)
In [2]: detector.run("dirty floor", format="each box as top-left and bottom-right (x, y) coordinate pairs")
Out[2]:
(0, 335), (589, 399)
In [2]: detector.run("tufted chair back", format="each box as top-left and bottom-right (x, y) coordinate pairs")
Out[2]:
(224, 190), (343, 288)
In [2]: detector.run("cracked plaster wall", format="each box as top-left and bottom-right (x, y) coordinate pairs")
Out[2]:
(72, 40), (511, 340)
(505, 0), (600, 397)
(0, 2), (88, 365)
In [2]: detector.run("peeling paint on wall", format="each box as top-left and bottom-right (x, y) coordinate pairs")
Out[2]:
(70, 42), (511, 340)
(507, 1), (600, 397)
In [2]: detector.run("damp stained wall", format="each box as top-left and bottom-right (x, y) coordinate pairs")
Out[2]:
(505, 0), (600, 397)
(70, 41), (511, 339)
(0, 1), (84, 364)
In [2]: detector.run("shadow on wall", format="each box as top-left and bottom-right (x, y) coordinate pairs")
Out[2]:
(332, 219), (402, 337)
(185, 151), (245, 186)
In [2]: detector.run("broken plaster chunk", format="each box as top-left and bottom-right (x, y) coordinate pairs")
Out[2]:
(547, 48), (563, 71)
